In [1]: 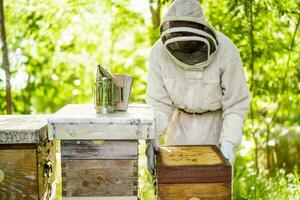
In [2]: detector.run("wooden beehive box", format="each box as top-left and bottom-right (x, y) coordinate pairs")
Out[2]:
(157, 145), (232, 200)
(0, 115), (57, 200)
(48, 104), (155, 199)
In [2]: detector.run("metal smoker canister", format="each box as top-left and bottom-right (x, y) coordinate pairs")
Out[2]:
(94, 64), (115, 113)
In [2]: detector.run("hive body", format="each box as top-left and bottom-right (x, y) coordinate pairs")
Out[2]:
(0, 115), (57, 200)
(48, 104), (155, 199)
(157, 145), (232, 200)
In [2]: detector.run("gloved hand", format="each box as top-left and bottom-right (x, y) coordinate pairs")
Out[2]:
(220, 141), (235, 166)
(146, 139), (159, 175)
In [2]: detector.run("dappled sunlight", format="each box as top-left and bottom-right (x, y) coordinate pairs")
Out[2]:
(0, 0), (299, 199)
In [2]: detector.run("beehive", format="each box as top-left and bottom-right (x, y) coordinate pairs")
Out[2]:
(157, 145), (232, 200)
(0, 115), (57, 200)
(48, 104), (155, 199)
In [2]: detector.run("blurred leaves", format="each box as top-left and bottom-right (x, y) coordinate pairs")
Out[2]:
(0, 0), (299, 199)
(1, 0), (150, 113)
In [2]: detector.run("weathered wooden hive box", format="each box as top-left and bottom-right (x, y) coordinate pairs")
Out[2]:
(157, 145), (232, 200)
(48, 104), (155, 199)
(0, 115), (57, 200)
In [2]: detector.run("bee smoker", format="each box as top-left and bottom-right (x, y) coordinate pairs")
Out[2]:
(94, 64), (133, 113)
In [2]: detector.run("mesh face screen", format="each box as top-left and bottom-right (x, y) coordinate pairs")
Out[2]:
(160, 20), (217, 42)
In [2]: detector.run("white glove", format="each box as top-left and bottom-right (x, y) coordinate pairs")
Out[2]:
(145, 139), (159, 175)
(220, 141), (235, 166)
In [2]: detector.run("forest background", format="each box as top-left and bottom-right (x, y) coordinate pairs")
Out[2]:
(1, 0), (299, 199)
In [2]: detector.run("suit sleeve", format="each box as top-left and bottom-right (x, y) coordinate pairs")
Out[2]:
(146, 49), (175, 139)
(219, 51), (251, 146)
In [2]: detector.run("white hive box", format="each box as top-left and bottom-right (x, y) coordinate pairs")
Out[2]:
(48, 104), (155, 199)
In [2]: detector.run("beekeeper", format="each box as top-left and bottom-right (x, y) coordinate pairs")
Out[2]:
(146, 0), (251, 174)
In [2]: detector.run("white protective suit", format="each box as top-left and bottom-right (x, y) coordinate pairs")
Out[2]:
(146, 0), (251, 147)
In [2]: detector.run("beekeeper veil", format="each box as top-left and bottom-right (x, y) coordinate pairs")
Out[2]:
(160, 0), (219, 70)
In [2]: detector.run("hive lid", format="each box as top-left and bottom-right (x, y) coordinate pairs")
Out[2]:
(48, 103), (155, 140)
(157, 145), (231, 184)
(0, 115), (48, 144)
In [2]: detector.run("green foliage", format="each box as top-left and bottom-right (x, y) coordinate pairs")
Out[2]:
(234, 157), (300, 199)
(1, 0), (150, 114)
(139, 141), (157, 200)
(1, 0), (299, 199)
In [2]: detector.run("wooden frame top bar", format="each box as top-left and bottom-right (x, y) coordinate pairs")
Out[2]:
(157, 145), (232, 184)
(158, 145), (226, 166)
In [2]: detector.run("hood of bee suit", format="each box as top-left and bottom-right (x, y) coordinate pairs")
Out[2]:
(160, 0), (219, 71)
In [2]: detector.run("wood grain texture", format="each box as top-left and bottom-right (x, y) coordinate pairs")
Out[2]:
(0, 148), (38, 199)
(63, 197), (137, 200)
(61, 140), (138, 160)
(157, 145), (231, 184)
(158, 145), (224, 166)
(157, 165), (231, 184)
(62, 159), (138, 197)
(0, 144), (36, 149)
(159, 183), (231, 200)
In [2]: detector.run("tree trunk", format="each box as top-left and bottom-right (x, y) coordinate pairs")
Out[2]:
(0, 0), (12, 114)
(149, 0), (161, 44)
(149, 0), (161, 29)
(246, 0), (259, 175)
